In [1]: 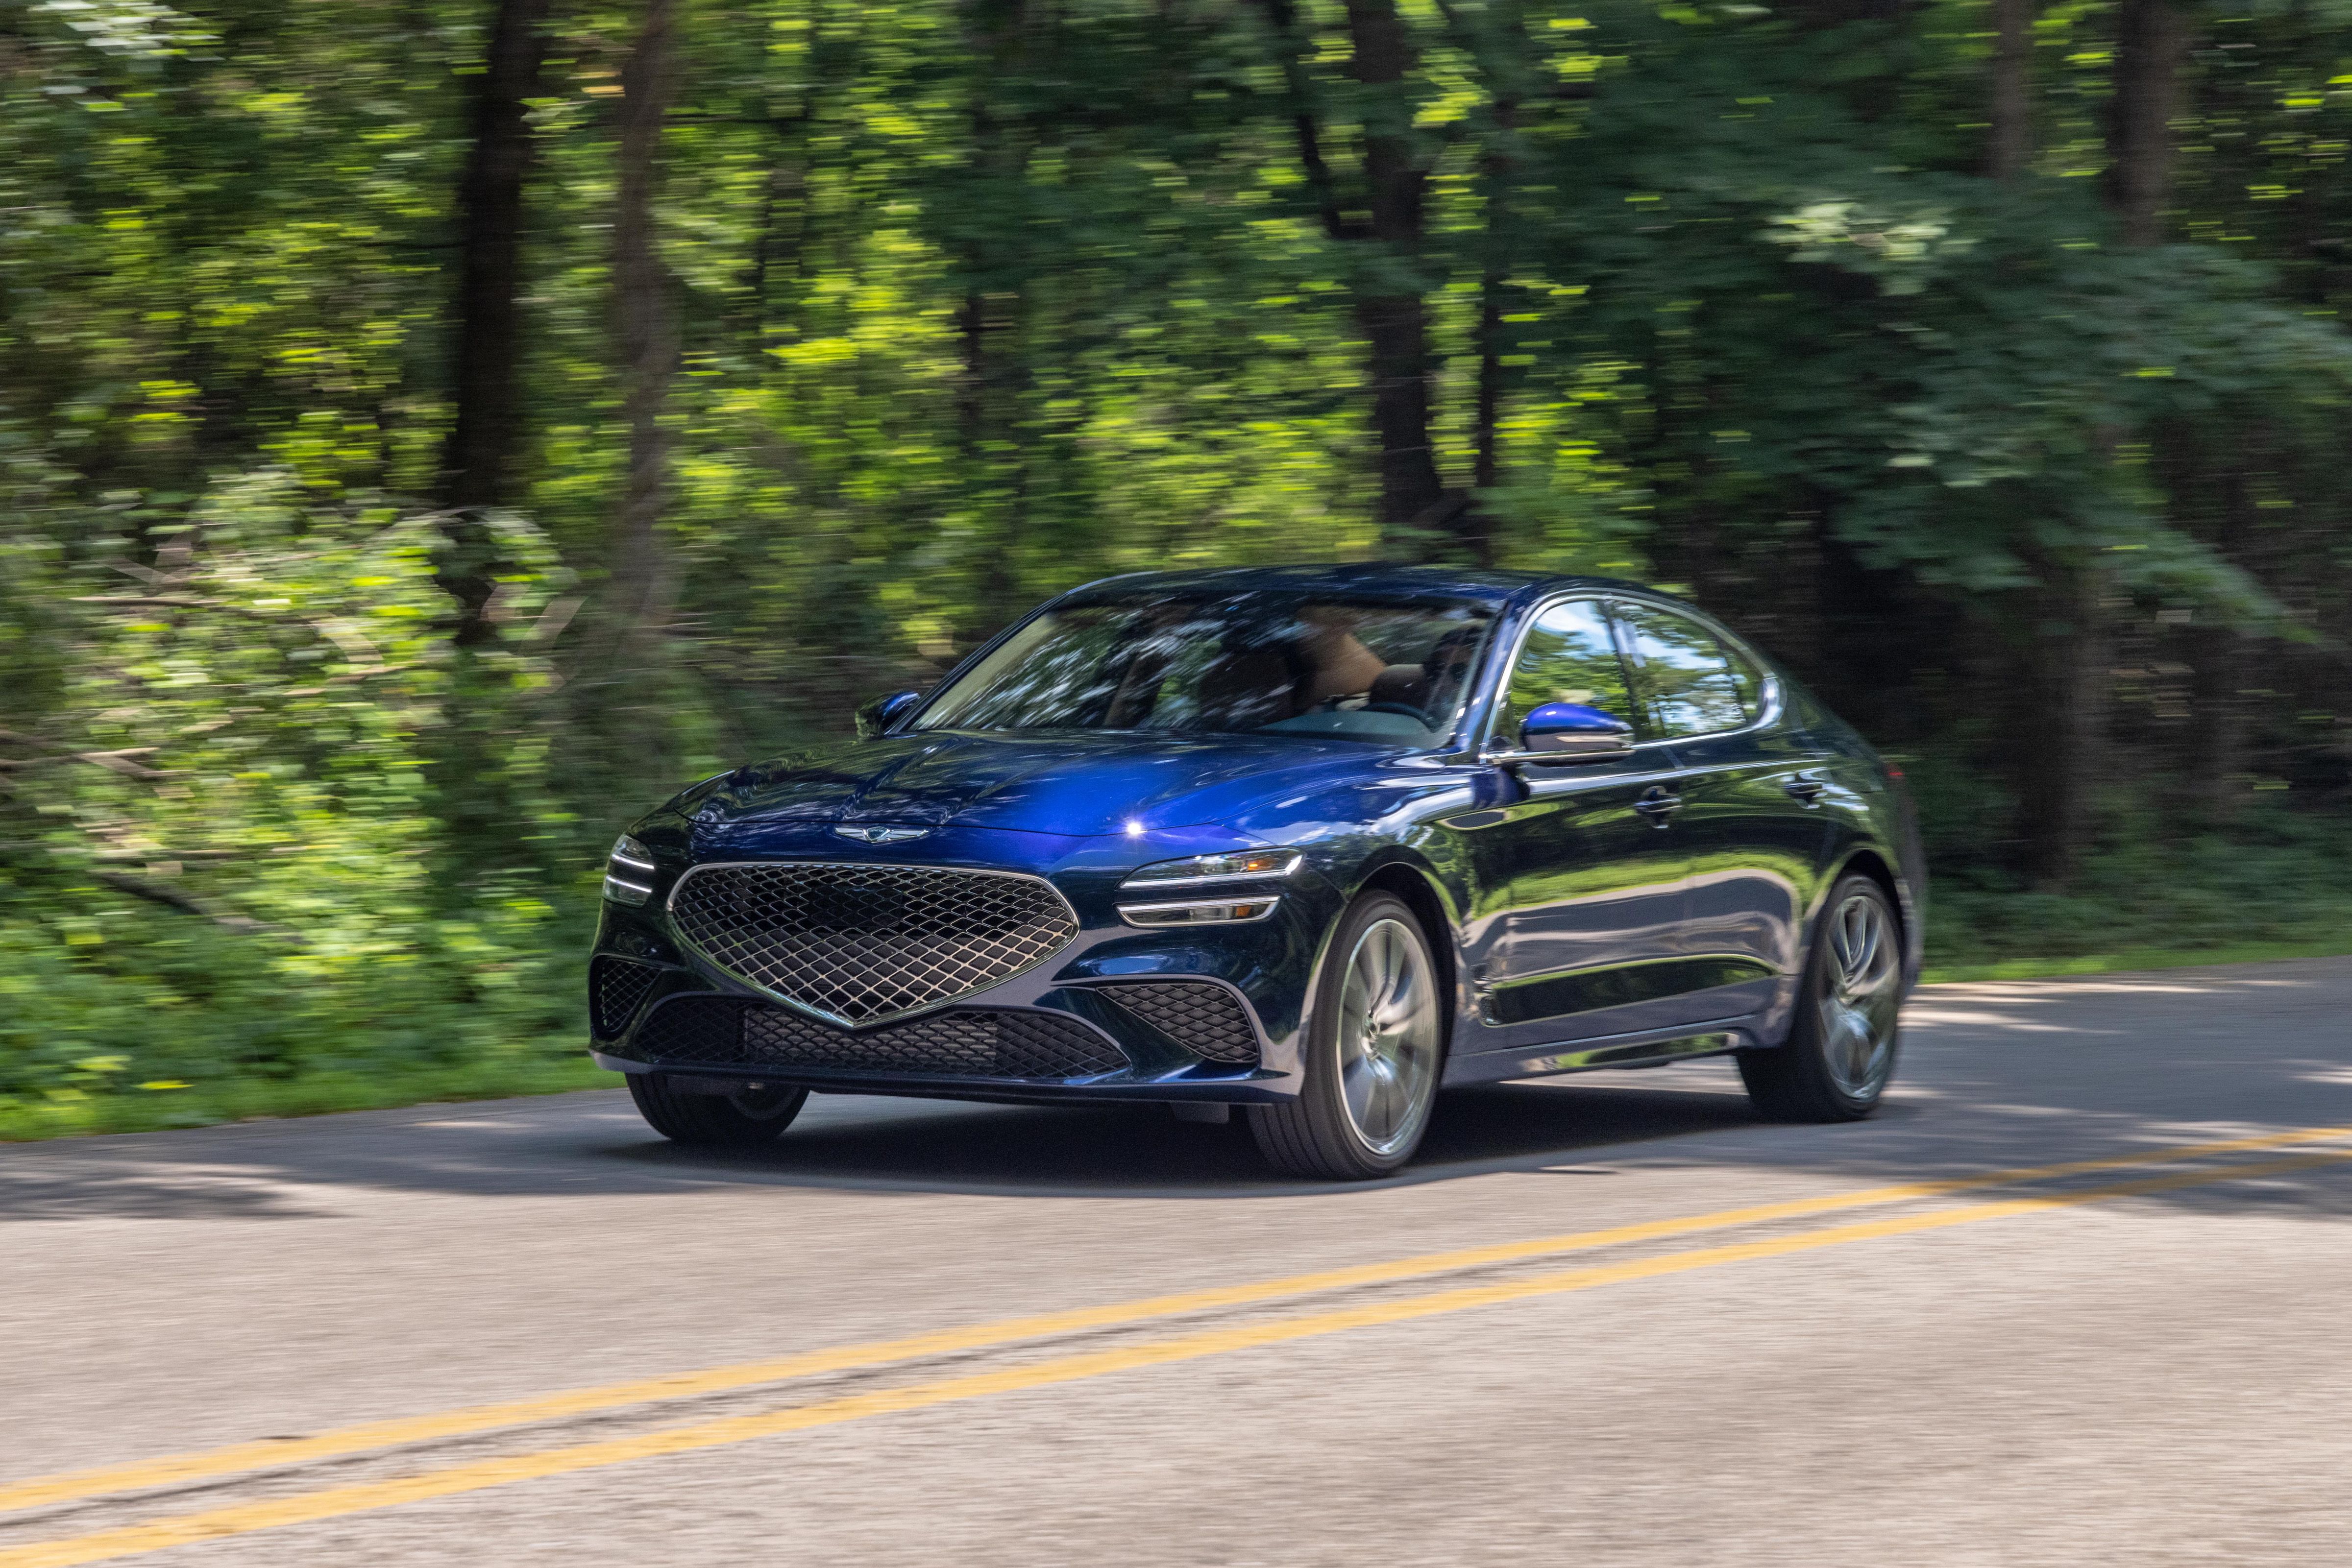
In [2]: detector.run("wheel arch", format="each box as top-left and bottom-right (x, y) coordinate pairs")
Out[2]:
(1824, 844), (1919, 987)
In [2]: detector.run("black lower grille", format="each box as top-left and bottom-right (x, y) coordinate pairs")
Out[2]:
(634, 995), (1130, 1081)
(1093, 981), (1261, 1064)
(590, 957), (662, 1040)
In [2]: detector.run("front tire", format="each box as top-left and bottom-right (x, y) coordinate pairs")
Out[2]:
(1739, 874), (1904, 1122)
(628, 1073), (808, 1148)
(1250, 893), (1446, 1180)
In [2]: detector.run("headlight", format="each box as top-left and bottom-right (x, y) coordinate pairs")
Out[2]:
(603, 834), (657, 906)
(1116, 894), (1284, 928)
(1116, 849), (1297, 927)
(1118, 850), (1302, 890)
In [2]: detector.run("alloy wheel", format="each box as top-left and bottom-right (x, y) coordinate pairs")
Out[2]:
(1816, 892), (1899, 1099)
(1335, 917), (1442, 1156)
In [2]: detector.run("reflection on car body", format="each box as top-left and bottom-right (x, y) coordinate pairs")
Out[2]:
(590, 564), (1923, 1180)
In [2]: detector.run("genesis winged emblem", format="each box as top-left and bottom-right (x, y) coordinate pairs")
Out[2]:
(833, 824), (931, 845)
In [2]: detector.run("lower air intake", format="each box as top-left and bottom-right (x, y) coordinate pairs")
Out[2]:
(590, 957), (662, 1040)
(633, 995), (1129, 1082)
(1093, 981), (1261, 1064)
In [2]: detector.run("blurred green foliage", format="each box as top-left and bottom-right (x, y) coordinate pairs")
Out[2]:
(3, 0), (2350, 1134)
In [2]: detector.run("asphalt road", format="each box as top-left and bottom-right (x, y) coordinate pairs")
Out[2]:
(7, 957), (2352, 1567)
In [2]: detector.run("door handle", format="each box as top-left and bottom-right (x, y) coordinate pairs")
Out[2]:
(1784, 772), (1827, 802)
(1633, 786), (1684, 826)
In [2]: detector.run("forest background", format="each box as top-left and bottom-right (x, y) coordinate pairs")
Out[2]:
(3, 0), (2349, 1136)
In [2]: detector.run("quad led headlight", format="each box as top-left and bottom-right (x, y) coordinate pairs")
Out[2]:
(603, 834), (657, 906)
(1116, 849), (1299, 927)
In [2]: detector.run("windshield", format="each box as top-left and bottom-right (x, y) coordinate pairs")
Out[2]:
(912, 593), (1494, 746)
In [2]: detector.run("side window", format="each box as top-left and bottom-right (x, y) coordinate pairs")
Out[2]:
(1614, 602), (1753, 738)
(1497, 600), (1636, 741)
(1720, 639), (1765, 721)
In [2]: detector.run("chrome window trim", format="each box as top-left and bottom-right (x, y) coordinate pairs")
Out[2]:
(1476, 592), (1676, 758)
(663, 859), (1082, 1029)
(1603, 592), (1785, 746)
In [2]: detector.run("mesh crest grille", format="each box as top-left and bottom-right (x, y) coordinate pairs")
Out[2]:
(669, 862), (1079, 1023)
(634, 995), (1128, 1081)
(1095, 981), (1261, 1064)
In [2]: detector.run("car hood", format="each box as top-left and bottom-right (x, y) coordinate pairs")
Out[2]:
(677, 729), (1404, 841)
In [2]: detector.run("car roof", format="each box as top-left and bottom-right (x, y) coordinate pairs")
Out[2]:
(1054, 562), (1648, 611)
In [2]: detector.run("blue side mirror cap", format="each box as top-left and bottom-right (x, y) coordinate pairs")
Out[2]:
(856, 689), (924, 740)
(1519, 701), (1637, 762)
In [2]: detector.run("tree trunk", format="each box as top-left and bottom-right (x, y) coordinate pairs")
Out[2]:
(745, 101), (812, 350)
(437, 0), (547, 645)
(959, 285), (1027, 629)
(1258, 0), (1459, 556)
(957, 0), (1029, 639)
(2011, 0), (2187, 883)
(1470, 270), (1502, 495)
(2013, 557), (2107, 884)
(2107, 0), (2189, 245)
(1464, 4), (1526, 566)
(1344, 0), (1449, 549)
(1988, 0), (2032, 180)
(2186, 446), (2261, 819)
(609, 0), (681, 658)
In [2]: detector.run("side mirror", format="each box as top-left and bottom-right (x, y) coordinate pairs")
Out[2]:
(1518, 701), (1636, 764)
(855, 689), (924, 740)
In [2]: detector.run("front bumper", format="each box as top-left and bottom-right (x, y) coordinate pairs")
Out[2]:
(589, 967), (1294, 1105)
(587, 822), (1335, 1103)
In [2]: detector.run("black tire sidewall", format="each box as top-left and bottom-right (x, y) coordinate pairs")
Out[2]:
(629, 1072), (807, 1146)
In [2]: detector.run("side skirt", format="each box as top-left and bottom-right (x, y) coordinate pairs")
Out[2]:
(1438, 1018), (1761, 1088)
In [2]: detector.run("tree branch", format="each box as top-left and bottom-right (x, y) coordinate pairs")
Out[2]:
(1252, 0), (1366, 242)
(0, 731), (167, 779)
(90, 872), (308, 944)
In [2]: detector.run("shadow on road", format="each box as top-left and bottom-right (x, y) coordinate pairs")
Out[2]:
(0, 1076), (1765, 1217)
(7, 958), (2352, 1220)
(603, 1077), (1764, 1199)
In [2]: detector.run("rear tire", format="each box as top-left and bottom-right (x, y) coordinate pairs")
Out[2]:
(628, 1073), (808, 1148)
(1250, 893), (1445, 1180)
(1739, 874), (1903, 1122)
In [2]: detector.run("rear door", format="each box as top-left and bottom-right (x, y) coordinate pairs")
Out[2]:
(1453, 597), (1693, 1042)
(1611, 598), (1833, 1008)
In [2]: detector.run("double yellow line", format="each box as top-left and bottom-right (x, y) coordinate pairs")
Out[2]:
(6, 1123), (2351, 1568)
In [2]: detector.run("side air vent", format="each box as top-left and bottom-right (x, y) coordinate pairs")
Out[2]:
(1093, 980), (1260, 1064)
(590, 957), (662, 1040)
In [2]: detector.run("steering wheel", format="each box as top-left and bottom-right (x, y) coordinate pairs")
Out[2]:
(1310, 695), (1427, 722)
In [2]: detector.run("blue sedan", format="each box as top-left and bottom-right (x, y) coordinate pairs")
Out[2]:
(589, 564), (1923, 1179)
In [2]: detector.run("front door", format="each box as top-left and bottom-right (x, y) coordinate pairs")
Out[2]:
(1454, 598), (1694, 1044)
(1611, 598), (1832, 1012)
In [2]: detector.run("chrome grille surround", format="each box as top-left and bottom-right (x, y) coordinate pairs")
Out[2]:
(666, 860), (1081, 1027)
